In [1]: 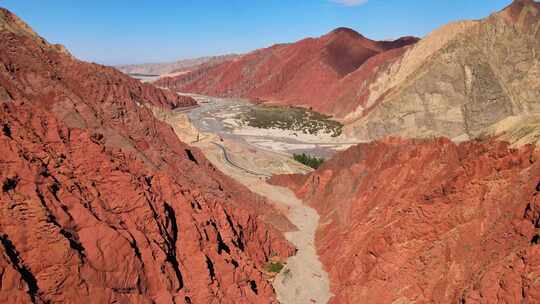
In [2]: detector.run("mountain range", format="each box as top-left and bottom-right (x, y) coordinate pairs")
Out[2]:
(116, 54), (240, 77)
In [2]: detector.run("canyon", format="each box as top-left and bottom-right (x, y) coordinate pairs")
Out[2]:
(1, 0), (540, 303)
(156, 0), (540, 302)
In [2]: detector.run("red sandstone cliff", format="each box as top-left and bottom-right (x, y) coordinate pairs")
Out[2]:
(155, 28), (418, 117)
(0, 7), (293, 303)
(271, 138), (540, 303)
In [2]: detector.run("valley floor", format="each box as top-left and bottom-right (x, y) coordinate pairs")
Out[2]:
(202, 142), (333, 304)
(154, 95), (340, 303)
(185, 94), (360, 158)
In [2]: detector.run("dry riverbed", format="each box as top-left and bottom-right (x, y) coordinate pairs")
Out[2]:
(153, 95), (339, 303)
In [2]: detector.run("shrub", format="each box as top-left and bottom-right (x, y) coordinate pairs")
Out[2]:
(265, 261), (285, 273)
(293, 153), (324, 169)
(237, 105), (343, 137)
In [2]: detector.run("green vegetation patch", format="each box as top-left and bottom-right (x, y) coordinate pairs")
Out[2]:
(293, 153), (324, 169)
(237, 105), (343, 137)
(265, 261), (285, 273)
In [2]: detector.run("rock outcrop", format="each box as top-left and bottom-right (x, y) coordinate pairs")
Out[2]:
(344, 0), (540, 141)
(0, 7), (293, 304)
(155, 28), (418, 117)
(271, 138), (540, 303)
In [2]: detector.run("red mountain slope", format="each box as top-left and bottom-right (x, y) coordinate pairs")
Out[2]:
(271, 138), (540, 303)
(156, 28), (418, 117)
(0, 8), (293, 303)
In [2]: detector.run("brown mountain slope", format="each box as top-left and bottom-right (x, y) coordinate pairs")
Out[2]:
(271, 138), (540, 303)
(344, 0), (540, 141)
(0, 7), (293, 304)
(155, 28), (418, 117)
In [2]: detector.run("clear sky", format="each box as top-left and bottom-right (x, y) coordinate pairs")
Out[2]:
(1, 0), (513, 65)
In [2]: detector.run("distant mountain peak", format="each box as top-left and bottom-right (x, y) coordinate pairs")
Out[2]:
(329, 27), (363, 37)
(325, 27), (375, 43)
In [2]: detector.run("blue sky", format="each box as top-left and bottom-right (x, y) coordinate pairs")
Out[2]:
(1, 0), (512, 65)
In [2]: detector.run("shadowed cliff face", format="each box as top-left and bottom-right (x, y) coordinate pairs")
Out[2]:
(271, 138), (540, 303)
(155, 28), (418, 117)
(0, 8), (293, 304)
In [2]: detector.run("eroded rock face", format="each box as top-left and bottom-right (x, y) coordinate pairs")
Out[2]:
(0, 7), (293, 303)
(271, 138), (540, 303)
(155, 28), (418, 117)
(345, 0), (540, 141)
